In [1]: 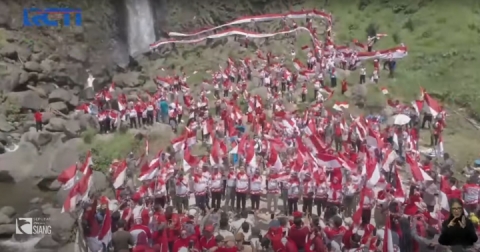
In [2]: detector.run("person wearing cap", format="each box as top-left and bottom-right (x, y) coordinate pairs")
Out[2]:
(225, 166), (236, 211)
(200, 225), (217, 250)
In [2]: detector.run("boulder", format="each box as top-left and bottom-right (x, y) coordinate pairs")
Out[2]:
(77, 113), (100, 131)
(48, 89), (72, 103)
(0, 65), (29, 92)
(35, 235), (61, 250)
(113, 71), (142, 88)
(48, 101), (69, 114)
(0, 141), (38, 182)
(7, 90), (47, 111)
(24, 61), (42, 72)
(25, 130), (54, 147)
(63, 119), (81, 139)
(0, 224), (15, 236)
(45, 117), (66, 132)
(49, 212), (76, 244)
(0, 114), (14, 132)
(0, 213), (11, 225)
(68, 94), (79, 107)
(0, 44), (17, 60)
(49, 138), (82, 175)
(0, 206), (16, 218)
(67, 45), (88, 63)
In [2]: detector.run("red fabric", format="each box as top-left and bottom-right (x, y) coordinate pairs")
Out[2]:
(342, 228), (354, 249)
(34, 112), (42, 122)
(199, 236), (217, 250)
(288, 225), (309, 250)
(323, 226), (346, 240)
(156, 214), (181, 242)
(216, 247), (239, 252)
(334, 124), (342, 136)
(172, 236), (199, 252)
(130, 224), (152, 242)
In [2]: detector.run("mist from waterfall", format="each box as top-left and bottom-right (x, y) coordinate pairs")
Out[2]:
(125, 0), (156, 57)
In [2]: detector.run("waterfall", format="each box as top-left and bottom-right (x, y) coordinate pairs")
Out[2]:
(125, 0), (156, 57)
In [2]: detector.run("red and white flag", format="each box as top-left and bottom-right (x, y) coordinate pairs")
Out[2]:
(79, 151), (93, 174)
(57, 164), (77, 190)
(112, 161), (127, 189)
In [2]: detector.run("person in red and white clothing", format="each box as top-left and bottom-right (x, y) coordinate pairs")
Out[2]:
(153, 176), (167, 208)
(250, 169), (263, 210)
(236, 167), (249, 211)
(193, 169), (208, 213)
(266, 170), (281, 214)
(134, 101), (144, 127)
(286, 172), (301, 215)
(326, 168), (343, 220)
(225, 166), (236, 210)
(175, 171), (189, 213)
(210, 166), (223, 209)
(146, 102), (155, 125)
(360, 187), (375, 225)
(314, 171), (328, 217)
(302, 173), (315, 214)
(168, 103), (178, 132)
(128, 106), (138, 128)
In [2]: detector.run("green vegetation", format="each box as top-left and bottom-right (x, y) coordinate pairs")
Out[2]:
(79, 132), (142, 172)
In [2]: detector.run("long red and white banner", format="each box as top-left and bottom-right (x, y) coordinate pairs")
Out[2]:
(149, 9), (408, 60)
(167, 9), (332, 37)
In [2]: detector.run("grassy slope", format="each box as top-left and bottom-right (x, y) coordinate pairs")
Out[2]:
(152, 0), (480, 168)
(320, 0), (480, 169)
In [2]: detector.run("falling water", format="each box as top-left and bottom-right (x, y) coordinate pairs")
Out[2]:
(125, 0), (156, 57)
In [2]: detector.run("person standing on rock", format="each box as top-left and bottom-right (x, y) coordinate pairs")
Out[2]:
(135, 100), (144, 127)
(266, 170), (281, 214)
(34, 110), (43, 132)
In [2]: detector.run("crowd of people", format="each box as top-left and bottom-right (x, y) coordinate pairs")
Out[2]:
(56, 8), (480, 252)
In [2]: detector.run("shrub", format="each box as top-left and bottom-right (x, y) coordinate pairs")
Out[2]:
(80, 132), (142, 172)
(81, 128), (97, 144)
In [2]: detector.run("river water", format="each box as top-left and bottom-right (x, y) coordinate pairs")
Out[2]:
(0, 181), (56, 252)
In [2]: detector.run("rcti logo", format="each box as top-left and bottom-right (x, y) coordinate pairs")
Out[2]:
(23, 8), (82, 27)
(15, 218), (51, 235)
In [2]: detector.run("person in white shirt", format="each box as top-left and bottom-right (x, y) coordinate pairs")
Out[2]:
(359, 66), (366, 84)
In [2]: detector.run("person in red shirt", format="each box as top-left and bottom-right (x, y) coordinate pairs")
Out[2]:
(199, 225), (217, 250)
(323, 216), (347, 241)
(155, 206), (181, 251)
(172, 229), (200, 252)
(341, 79), (348, 95)
(288, 215), (309, 251)
(34, 110), (43, 132)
